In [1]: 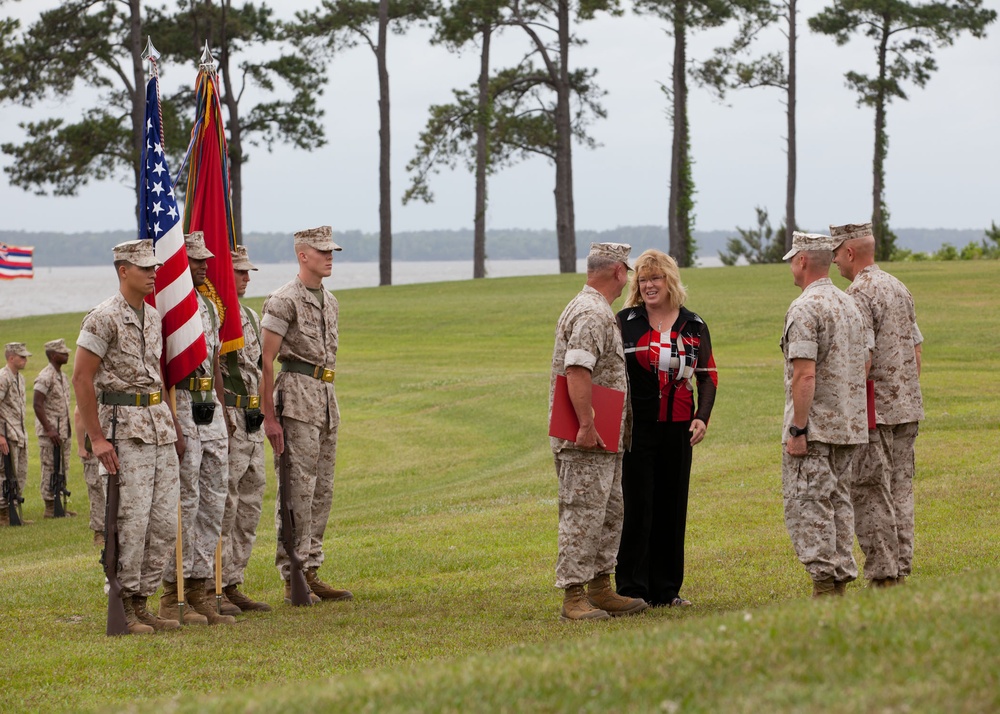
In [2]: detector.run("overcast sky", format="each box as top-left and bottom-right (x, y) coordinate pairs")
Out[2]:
(1, 0), (998, 237)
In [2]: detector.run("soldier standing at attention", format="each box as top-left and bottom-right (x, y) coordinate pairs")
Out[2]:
(158, 231), (234, 626)
(0, 342), (32, 526)
(781, 232), (869, 598)
(550, 242), (648, 621)
(34, 338), (76, 518)
(832, 221), (924, 587)
(261, 226), (353, 605)
(74, 405), (104, 547)
(73, 239), (183, 634)
(218, 245), (272, 612)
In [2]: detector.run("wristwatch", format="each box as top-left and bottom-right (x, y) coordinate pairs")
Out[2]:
(788, 424), (809, 438)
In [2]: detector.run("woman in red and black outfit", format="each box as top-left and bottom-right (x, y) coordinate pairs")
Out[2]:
(615, 249), (717, 607)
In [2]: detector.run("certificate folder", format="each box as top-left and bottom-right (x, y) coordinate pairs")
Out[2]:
(548, 374), (625, 452)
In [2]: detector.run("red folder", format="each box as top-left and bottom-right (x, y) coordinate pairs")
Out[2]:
(866, 379), (876, 430)
(549, 374), (625, 452)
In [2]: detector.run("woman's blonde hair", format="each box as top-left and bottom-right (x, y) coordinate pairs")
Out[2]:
(624, 249), (687, 309)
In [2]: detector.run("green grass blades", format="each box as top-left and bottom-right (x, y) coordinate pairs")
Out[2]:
(0, 260), (997, 713)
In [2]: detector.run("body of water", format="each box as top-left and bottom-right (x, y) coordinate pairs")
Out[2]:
(0, 257), (723, 319)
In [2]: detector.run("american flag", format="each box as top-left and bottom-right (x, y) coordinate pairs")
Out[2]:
(139, 73), (207, 388)
(0, 243), (34, 279)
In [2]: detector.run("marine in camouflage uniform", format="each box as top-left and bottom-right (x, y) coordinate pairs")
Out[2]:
(832, 222), (924, 585)
(33, 338), (76, 517)
(218, 246), (272, 612)
(73, 239), (182, 634)
(261, 226), (352, 603)
(74, 405), (105, 546)
(550, 242), (646, 621)
(0, 342), (31, 526)
(780, 233), (868, 597)
(159, 232), (234, 626)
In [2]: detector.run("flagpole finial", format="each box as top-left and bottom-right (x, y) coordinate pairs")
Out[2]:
(200, 41), (217, 73)
(142, 36), (160, 63)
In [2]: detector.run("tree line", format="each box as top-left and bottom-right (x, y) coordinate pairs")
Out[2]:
(1, 0), (995, 283)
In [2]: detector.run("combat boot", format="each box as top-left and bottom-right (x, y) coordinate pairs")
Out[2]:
(44, 500), (55, 518)
(834, 580), (848, 596)
(204, 582), (241, 616)
(871, 578), (897, 589)
(284, 579), (321, 605)
(0, 509), (8, 526)
(122, 596), (155, 635)
(224, 584), (272, 612)
(811, 577), (837, 598)
(587, 574), (648, 617)
(561, 584), (611, 621)
(132, 595), (180, 631)
(187, 578), (236, 625)
(305, 567), (354, 601)
(93, 530), (105, 548)
(158, 579), (208, 625)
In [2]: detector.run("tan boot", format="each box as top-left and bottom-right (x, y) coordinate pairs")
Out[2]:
(284, 579), (321, 605)
(44, 500), (55, 518)
(561, 584), (611, 621)
(93, 530), (105, 548)
(204, 582), (242, 616)
(305, 567), (354, 601)
(871, 578), (897, 589)
(132, 595), (180, 631)
(225, 584), (272, 612)
(587, 574), (649, 617)
(834, 580), (847, 596)
(812, 577), (837, 598)
(0, 509), (8, 527)
(187, 578), (236, 625)
(122, 595), (155, 635)
(158, 579), (208, 625)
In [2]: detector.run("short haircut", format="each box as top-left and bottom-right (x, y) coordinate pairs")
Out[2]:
(803, 250), (833, 270)
(624, 249), (687, 309)
(586, 254), (618, 274)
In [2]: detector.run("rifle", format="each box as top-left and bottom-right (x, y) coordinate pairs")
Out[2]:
(49, 418), (70, 518)
(276, 391), (311, 606)
(2, 425), (24, 527)
(101, 406), (129, 636)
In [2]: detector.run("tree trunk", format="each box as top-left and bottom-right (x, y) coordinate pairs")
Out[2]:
(872, 14), (890, 260)
(377, 0), (392, 286)
(668, 2), (688, 267)
(473, 24), (491, 279)
(784, 0), (797, 252)
(219, 0), (243, 244)
(129, 0), (144, 226)
(554, 0), (576, 274)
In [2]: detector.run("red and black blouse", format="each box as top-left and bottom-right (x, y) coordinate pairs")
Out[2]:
(617, 305), (718, 424)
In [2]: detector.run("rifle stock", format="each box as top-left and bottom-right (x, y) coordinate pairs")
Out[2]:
(50, 419), (69, 518)
(102, 406), (129, 636)
(277, 391), (311, 606)
(2, 425), (24, 527)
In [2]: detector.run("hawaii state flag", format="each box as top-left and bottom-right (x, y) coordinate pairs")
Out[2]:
(183, 63), (243, 355)
(139, 72), (207, 388)
(0, 243), (34, 279)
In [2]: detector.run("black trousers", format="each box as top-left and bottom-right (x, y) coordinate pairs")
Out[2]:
(615, 420), (692, 605)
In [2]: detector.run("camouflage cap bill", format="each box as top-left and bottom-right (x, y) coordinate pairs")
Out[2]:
(829, 222), (874, 248)
(588, 242), (632, 270)
(294, 225), (343, 252)
(230, 245), (258, 271)
(184, 231), (214, 260)
(112, 239), (161, 268)
(783, 231), (837, 261)
(4, 342), (31, 358)
(43, 338), (70, 355)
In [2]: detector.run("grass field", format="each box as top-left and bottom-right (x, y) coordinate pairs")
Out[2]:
(0, 261), (997, 713)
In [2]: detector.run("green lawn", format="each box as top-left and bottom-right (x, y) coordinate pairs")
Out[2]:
(0, 260), (997, 713)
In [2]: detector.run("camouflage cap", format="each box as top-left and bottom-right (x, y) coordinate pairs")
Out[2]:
(829, 222), (874, 248)
(4, 342), (31, 358)
(184, 231), (214, 260)
(294, 225), (342, 252)
(112, 239), (161, 268)
(230, 245), (258, 271)
(783, 231), (837, 261)
(44, 338), (70, 355)
(588, 242), (632, 270)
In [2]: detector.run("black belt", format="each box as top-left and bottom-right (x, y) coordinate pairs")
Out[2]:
(281, 360), (335, 383)
(99, 391), (162, 407)
(224, 394), (260, 408)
